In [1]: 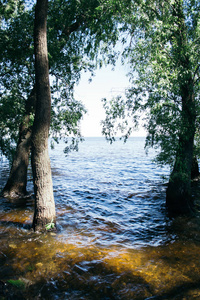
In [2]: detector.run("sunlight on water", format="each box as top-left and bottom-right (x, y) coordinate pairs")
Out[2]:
(1, 216), (200, 299)
(1, 138), (200, 299)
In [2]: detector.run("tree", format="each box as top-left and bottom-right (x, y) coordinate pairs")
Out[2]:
(102, 0), (200, 214)
(0, 0), (90, 198)
(1, 0), (131, 198)
(0, 0), (86, 197)
(31, 0), (133, 230)
(2, 88), (36, 198)
(32, 0), (56, 231)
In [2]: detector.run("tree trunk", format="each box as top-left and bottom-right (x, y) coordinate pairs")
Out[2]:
(32, 0), (56, 231)
(2, 88), (36, 198)
(166, 137), (195, 213)
(166, 85), (196, 214)
(166, 1), (197, 214)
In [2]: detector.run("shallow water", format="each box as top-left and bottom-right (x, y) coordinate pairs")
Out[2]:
(1, 137), (200, 299)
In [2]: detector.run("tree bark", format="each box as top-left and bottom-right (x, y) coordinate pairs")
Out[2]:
(166, 138), (195, 214)
(32, 0), (56, 231)
(166, 85), (196, 214)
(2, 88), (36, 198)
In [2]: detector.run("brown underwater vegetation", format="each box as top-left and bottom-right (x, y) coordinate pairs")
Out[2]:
(1, 182), (200, 300)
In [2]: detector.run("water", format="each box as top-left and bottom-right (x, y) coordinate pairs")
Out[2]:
(1, 137), (200, 299)
(51, 137), (170, 249)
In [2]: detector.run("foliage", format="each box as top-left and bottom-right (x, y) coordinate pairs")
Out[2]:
(0, 0), (24, 23)
(50, 84), (87, 152)
(0, 90), (26, 160)
(102, 0), (200, 167)
(7, 279), (26, 290)
(45, 219), (55, 230)
(0, 0), (131, 160)
(0, 1), (35, 159)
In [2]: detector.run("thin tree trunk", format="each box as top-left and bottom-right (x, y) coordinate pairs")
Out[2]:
(32, 0), (56, 231)
(2, 88), (36, 198)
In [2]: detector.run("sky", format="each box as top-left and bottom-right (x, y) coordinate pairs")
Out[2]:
(74, 62), (147, 137)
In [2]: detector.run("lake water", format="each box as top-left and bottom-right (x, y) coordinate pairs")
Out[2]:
(1, 137), (200, 299)
(51, 137), (170, 248)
